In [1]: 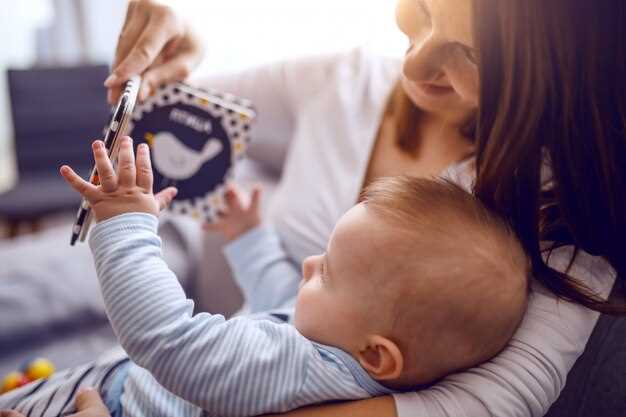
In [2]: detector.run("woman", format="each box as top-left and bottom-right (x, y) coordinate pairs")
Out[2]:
(10, 0), (623, 416)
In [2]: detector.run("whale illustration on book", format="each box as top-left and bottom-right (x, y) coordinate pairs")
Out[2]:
(146, 131), (224, 180)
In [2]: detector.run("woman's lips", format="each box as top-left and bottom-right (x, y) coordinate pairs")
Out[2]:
(416, 83), (455, 97)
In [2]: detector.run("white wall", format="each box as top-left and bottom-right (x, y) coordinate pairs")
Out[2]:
(37, 1), (406, 75)
(177, 1), (405, 75)
(84, 0), (406, 76)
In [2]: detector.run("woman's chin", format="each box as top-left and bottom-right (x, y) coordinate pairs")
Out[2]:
(402, 79), (471, 120)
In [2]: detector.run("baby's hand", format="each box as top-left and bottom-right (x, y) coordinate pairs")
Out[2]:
(204, 184), (262, 242)
(60, 136), (178, 222)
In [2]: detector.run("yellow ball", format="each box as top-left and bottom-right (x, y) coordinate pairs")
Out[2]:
(1, 371), (26, 394)
(25, 358), (55, 381)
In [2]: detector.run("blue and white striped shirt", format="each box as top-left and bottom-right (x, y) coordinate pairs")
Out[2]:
(89, 213), (395, 417)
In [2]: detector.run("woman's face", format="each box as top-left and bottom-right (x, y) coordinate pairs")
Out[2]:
(396, 0), (479, 122)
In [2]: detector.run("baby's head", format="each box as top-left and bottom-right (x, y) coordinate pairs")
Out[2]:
(294, 176), (529, 390)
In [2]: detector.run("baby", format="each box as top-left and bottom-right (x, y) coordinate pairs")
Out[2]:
(0, 137), (529, 417)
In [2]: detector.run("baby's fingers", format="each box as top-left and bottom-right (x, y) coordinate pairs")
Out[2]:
(60, 165), (100, 202)
(224, 185), (244, 212)
(155, 187), (178, 211)
(117, 137), (136, 187)
(135, 143), (153, 192)
(92, 140), (117, 192)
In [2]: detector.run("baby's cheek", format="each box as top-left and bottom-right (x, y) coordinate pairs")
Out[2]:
(294, 287), (320, 337)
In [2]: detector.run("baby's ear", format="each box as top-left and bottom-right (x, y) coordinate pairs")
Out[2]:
(355, 335), (404, 381)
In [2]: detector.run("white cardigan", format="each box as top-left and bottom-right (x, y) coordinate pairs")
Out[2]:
(196, 48), (616, 417)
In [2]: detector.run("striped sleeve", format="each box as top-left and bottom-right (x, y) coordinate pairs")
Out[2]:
(223, 225), (302, 313)
(88, 213), (373, 417)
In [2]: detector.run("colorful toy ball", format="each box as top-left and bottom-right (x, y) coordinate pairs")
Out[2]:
(0, 358), (55, 394)
(0, 371), (29, 394)
(24, 358), (55, 382)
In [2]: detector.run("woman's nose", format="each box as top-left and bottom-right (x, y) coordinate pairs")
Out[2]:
(403, 33), (446, 82)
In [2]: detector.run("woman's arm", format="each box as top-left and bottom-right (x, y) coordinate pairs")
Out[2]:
(265, 396), (397, 417)
(191, 51), (352, 174)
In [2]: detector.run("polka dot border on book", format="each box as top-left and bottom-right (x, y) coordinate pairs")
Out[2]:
(126, 83), (256, 223)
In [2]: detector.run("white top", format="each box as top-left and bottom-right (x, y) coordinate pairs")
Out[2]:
(196, 48), (617, 417)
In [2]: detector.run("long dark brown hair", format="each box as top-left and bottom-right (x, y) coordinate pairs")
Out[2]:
(472, 0), (626, 313)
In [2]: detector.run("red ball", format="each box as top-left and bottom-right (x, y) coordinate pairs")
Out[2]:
(17, 374), (30, 387)
(1, 371), (29, 393)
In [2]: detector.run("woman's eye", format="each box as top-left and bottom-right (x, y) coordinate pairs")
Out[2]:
(458, 44), (477, 64)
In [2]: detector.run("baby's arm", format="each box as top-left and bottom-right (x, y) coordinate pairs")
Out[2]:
(89, 213), (370, 416)
(61, 139), (368, 416)
(224, 225), (302, 313)
(205, 184), (302, 313)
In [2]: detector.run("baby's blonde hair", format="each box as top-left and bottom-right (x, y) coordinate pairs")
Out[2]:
(362, 176), (529, 387)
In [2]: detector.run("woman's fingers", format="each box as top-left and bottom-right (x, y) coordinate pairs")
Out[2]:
(105, 2), (203, 104)
(117, 137), (136, 188)
(110, 0), (141, 73)
(60, 165), (100, 202)
(139, 53), (193, 101)
(155, 187), (178, 211)
(0, 411), (26, 417)
(135, 143), (153, 192)
(139, 31), (202, 100)
(105, 1), (144, 103)
(92, 141), (117, 192)
(70, 387), (111, 417)
(110, 8), (179, 90)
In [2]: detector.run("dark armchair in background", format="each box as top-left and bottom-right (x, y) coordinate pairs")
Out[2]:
(0, 65), (110, 237)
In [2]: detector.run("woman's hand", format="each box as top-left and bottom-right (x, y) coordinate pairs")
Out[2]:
(105, 0), (204, 104)
(0, 388), (111, 417)
(65, 389), (111, 417)
(264, 396), (397, 417)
